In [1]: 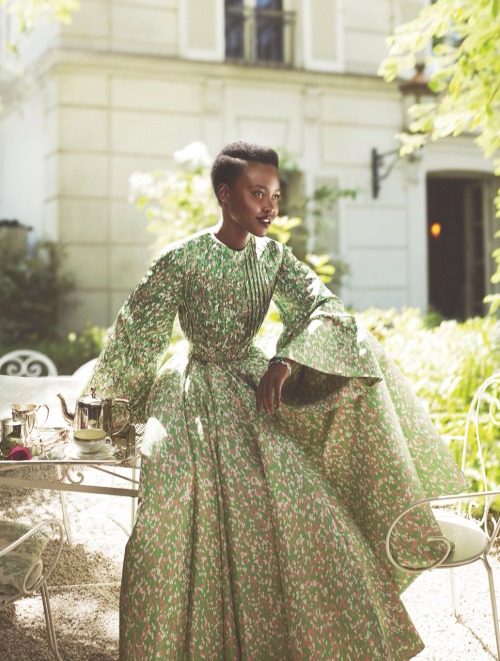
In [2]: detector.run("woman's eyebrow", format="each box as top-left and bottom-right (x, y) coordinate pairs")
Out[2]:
(251, 183), (281, 192)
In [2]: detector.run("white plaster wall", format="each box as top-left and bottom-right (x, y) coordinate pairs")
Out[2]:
(59, 0), (179, 57)
(17, 0), (427, 77)
(0, 88), (47, 240)
(0, 54), (435, 326)
(1, 10), (60, 70)
(342, 0), (427, 75)
(1, 0), (496, 333)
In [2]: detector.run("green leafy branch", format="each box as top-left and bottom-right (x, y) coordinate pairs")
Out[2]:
(379, 0), (500, 309)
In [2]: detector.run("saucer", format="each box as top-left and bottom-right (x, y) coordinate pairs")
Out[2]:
(64, 443), (116, 461)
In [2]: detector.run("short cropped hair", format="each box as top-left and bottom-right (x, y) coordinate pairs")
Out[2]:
(211, 141), (279, 202)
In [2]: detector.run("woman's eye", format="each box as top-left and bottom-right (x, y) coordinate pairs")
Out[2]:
(253, 191), (263, 198)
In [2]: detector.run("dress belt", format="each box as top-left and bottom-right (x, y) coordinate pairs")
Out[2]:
(188, 347), (252, 365)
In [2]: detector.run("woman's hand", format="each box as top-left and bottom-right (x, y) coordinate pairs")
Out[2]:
(256, 360), (292, 415)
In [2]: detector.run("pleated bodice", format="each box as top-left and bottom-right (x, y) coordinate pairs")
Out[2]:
(179, 231), (276, 363)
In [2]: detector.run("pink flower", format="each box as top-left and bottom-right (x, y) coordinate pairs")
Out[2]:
(7, 446), (32, 461)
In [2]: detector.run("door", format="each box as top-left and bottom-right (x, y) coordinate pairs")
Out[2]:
(427, 176), (495, 320)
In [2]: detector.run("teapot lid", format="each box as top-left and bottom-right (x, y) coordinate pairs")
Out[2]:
(78, 387), (105, 406)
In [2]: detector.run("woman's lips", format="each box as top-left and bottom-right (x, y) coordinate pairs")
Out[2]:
(256, 217), (271, 227)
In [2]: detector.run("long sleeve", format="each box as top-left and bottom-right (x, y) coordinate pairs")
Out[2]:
(272, 244), (382, 411)
(88, 245), (184, 422)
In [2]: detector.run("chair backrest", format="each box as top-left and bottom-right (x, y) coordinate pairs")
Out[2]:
(460, 372), (500, 492)
(72, 358), (98, 380)
(0, 374), (85, 427)
(0, 350), (58, 377)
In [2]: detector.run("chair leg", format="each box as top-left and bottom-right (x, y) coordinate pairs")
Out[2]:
(481, 556), (500, 661)
(56, 466), (73, 546)
(40, 582), (63, 661)
(449, 568), (459, 618)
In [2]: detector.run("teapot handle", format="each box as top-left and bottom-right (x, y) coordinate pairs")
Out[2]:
(111, 399), (131, 436)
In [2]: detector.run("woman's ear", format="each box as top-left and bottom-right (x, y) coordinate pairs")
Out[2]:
(218, 183), (229, 203)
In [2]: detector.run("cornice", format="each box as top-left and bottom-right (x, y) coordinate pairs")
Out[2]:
(33, 47), (399, 97)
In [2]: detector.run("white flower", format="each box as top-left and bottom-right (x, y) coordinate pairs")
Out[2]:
(174, 142), (212, 170)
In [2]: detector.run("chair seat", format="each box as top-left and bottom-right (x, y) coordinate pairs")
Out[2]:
(434, 510), (489, 567)
(0, 521), (50, 595)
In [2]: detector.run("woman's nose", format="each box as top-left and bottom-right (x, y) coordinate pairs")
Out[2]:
(262, 197), (277, 213)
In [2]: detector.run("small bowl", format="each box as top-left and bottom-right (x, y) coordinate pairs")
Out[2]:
(72, 429), (110, 455)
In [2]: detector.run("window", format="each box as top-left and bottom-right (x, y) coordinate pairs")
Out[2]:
(225, 0), (295, 66)
(256, 0), (284, 63)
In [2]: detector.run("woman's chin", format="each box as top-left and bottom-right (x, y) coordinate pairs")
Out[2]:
(252, 223), (271, 236)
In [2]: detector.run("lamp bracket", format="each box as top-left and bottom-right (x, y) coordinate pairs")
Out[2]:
(371, 148), (401, 199)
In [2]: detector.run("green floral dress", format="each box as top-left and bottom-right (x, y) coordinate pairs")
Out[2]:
(89, 228), (467, 660)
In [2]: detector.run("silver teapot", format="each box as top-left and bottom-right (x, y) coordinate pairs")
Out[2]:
(57, 387), (130, 435)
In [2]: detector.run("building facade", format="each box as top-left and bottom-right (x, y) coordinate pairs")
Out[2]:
(0, 0), (498, 330)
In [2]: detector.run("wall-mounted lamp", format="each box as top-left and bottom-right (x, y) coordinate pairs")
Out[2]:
(371, 148), (401, 199)
(371, 64), (434, 199)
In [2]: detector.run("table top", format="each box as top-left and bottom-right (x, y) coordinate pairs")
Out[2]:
(0, 375), (141, 496)
(0, 424), (142, 466)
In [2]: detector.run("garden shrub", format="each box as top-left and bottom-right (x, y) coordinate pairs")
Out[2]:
(359, 307), (500, 495)
(0, 326), (107, 376)
(0, 239), (74, 344)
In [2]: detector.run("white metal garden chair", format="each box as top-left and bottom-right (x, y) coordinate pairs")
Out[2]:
(0, 350), (58, 377)
(386, 371), (500, 660)
(0, 518), (64, 660)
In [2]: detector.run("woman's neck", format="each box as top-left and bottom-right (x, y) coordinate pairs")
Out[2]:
(213, 219), (249, 251)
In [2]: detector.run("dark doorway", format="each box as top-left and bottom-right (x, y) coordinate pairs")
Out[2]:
(427, 176), (487, 320)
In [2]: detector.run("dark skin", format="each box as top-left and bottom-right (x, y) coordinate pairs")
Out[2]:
(214, 160), (293, 415)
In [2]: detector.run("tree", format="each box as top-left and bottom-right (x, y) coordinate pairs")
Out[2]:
(1, 0), (78, 34)
(1, 0), (79, 98)
(379, 0), (500, 309)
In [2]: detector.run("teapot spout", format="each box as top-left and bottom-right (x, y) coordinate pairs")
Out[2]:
(57, 393), (75, 425)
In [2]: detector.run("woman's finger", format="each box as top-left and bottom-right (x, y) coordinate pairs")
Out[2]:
(275, 380), (281, 409)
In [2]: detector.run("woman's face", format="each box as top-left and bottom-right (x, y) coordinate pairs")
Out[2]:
(219, 161), (281, 237)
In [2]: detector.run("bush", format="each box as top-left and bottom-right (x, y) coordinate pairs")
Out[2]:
(0, 326), (107, 376)
(0, 239), (74, 344)
(359, 307), (500, 494)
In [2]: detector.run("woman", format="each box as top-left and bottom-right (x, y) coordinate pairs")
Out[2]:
(89, 141), (467, 659)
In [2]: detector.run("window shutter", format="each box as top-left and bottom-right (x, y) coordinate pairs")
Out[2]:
(179, 0), (224, 61)
(302, 0), (343, 72)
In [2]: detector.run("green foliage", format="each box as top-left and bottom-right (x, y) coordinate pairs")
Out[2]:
(2, 0), (80, 34)
(0, 239), (75, 344)
(0, 0), (79, 106)
(129, 143), (219, 257)
(379, 0), (500, 309)
(359, 307), (500, 491)
(0, 325), (106, 375)
(379, 1), (500, 158)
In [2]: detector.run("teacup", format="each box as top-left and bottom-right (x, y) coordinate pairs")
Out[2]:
(72, 428), (112, 455)
(11, 403), (49, 441)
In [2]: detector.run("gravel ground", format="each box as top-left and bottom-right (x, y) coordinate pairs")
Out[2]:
(0, 466), (498, 660)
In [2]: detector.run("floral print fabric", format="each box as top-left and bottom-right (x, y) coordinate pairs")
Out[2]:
(90, 228), (467, 660)
(0, 521), (50, 594)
